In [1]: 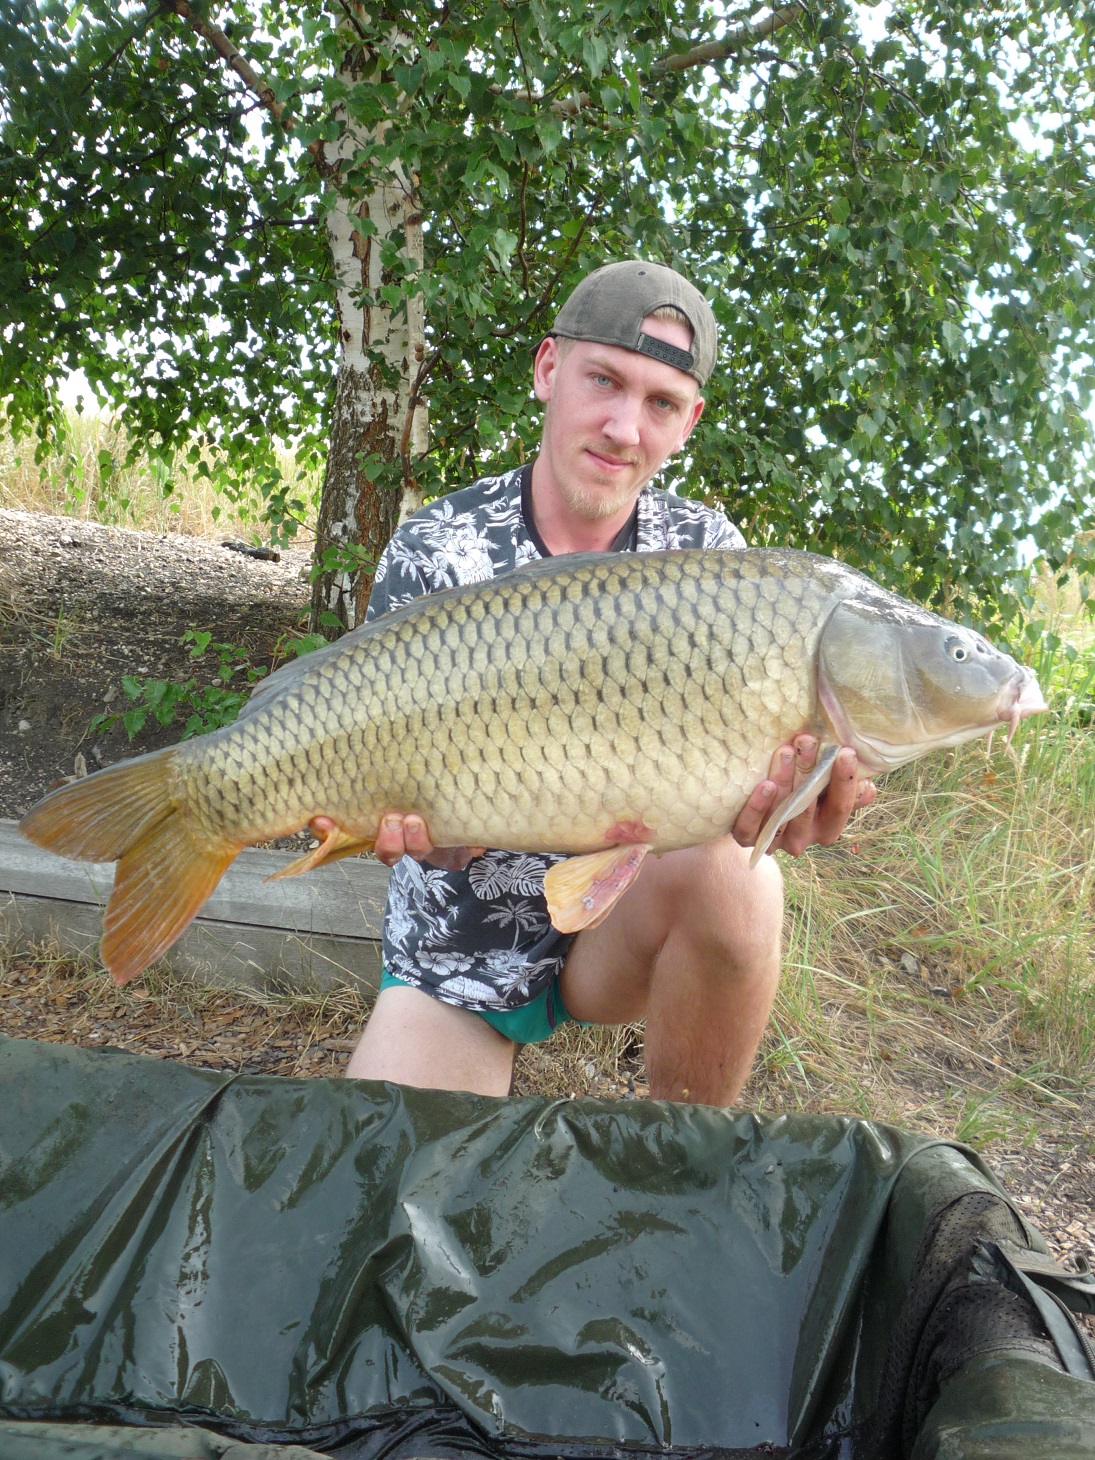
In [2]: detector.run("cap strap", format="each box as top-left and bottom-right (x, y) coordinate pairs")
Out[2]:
(636, 333), (695, 375)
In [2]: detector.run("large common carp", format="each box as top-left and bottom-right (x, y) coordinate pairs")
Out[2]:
(20, 549), (1045, 983)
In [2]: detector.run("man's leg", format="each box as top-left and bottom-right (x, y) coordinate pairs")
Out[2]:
(559, 838), (783, 1106)
(345, 984), (516, 1095)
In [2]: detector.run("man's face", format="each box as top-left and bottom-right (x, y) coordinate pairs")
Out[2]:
(532, 316), (705, 522)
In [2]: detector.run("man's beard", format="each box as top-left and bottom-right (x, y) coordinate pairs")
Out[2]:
(559, 478), (637, 521)
(559, 451), (646, 521)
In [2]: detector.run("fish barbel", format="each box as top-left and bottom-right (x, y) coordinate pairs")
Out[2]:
(20, 549), (1046, 983)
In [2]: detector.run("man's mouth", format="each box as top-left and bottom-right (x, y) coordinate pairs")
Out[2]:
(585, 448), (638, 471)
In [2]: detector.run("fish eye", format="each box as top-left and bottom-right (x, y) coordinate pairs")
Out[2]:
(945, 637), (970, 663)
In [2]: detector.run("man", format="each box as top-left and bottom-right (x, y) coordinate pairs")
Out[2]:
(338, 260), (874, 1104)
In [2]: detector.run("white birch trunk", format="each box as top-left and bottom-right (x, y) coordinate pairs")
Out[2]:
(310, 65), (427, 634)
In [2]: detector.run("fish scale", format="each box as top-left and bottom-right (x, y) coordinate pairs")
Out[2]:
(19, 547), (1045, 983)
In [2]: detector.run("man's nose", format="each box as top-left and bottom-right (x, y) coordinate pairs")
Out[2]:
(602, 394), (642, 446)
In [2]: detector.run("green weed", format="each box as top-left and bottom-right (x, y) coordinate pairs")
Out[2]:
(24, 599), (84, 661)
(90, 627), (327, 740)
(951, 1092), (1014, 1149)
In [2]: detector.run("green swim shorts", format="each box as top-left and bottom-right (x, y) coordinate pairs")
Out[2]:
(377, 969), (589, 1045)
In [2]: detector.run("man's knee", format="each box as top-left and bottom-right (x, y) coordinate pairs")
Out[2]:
(647, 837), (783, 953)
(561, 837), (783, 1025)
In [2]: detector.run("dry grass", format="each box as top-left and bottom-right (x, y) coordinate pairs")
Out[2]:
(0, 414), (318, 542)
(0, 936), (650, 1100)
(1, 944), (372, 1080)
(514, 1021), (647, 1100)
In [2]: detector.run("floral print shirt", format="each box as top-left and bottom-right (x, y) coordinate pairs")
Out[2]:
(365, 465), (746, 1011)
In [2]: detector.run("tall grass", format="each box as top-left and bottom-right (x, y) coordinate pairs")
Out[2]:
(0, 412), (319, 541)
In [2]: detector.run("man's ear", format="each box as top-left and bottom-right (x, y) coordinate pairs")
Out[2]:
(533, 336), (560, 404)
(678, 395), (705, 448)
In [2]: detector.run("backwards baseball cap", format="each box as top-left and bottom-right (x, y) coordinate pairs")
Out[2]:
(548, 260), (718, 386)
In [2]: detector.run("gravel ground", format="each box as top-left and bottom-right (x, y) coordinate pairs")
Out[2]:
(0, 507), (312, 817)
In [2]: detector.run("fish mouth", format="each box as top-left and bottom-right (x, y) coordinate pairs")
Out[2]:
(999, 668), (1049, 746)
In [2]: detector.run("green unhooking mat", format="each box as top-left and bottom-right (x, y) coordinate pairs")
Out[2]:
(1, 1036), (1094, 1460)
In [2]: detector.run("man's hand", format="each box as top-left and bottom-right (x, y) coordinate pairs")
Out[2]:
(731, 735), (876, 857)
(371, 813), (486, 871)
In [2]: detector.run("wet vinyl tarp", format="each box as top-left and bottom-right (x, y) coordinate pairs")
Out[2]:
(1, 1035), (1094, 1460)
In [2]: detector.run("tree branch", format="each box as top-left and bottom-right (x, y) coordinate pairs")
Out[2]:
(79, 5), (163, 96)
(652, 4), (805, 73)
(490, 4), (805, 117)
(490, 197), (599, 340)
(488, 83), (589, 117)
(168, 0), (801, 160)
(335, 0), (370, 44)
(164, 0), (326, 163)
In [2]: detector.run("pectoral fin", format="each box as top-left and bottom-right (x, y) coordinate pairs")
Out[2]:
(749, 745), (839, 867)
(544, 843), (651, 933)
(266, 822), (375, 881)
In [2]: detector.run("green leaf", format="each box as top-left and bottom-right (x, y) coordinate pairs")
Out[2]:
(582, 33), (608, 77)
(535, 114), (564, 154)
(121, 707), (147, 738)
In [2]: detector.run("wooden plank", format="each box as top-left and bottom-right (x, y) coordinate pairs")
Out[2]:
(0, 819), (389, 993)
(0, 892), (383, 993)
(0, 820), (390, 935)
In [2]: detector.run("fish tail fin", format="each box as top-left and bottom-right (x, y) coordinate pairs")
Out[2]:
(20, 747), (238, 984)
(20, 746), (181, 863)
(102, 819), (237, 984)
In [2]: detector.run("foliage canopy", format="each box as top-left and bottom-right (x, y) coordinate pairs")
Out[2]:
(2, 0), (1093, 621)
(0, 0), (331, 521)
